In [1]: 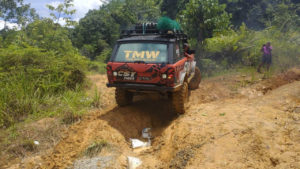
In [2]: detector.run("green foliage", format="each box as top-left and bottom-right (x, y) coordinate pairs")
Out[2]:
(270, 30), (300, 71)
(179, 0), (231, 42)
(124, 0), (161, 23)
(25, 19), (76, 54)
(198, 58), (223, 77)
(91, 88), (101, 108)
(71, 6), (120, 60)
(157, 17), (181, 31)
(202, 25), (300, 75)
(87, 61), (107, 74)
(219, 0), (264, 29)
(0, 0), (38, 27)
(160, 0), (180, 19)
(80, 44), (96, 60)
(161, 0), (189, 19)
(266, 2), (300, 32)
(1, 0), (300, 129)
(71, 0), (161, 60)
(204, 24), (258, 67)
(0, 46), (87, 127)
(0, 29), (24, 47)
(220, 0), (300, 30)
(1, 19), (77, 55)
(46, 0), (77, 27)
(96, 48), (112, 63)
(196, 0), (300, 76)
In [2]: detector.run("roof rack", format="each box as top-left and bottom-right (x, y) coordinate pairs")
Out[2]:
(120, 23), (188, 41)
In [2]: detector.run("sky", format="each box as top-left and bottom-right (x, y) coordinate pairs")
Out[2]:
(24, 0), (103, 20)
(0, 0), (103, 29)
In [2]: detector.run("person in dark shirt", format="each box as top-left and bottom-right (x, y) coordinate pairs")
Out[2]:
(257, 42), (273, 73)
(184, 43), (193, 57)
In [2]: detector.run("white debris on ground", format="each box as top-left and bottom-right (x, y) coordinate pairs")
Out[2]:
(130, 128), (152, 149)
(130, 139), (149, 149)
(127, 156), (142, 169)
(33, 141), (40, 145)
(142, 128), (151, 139)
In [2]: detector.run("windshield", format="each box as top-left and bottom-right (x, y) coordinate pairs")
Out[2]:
(114, 43), (168, 63)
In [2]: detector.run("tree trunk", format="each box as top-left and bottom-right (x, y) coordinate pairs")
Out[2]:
(195, 29), (204, 58)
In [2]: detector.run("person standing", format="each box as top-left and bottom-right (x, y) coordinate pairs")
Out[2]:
(257, 42), (273, 73)
(183, 43), (193, 57)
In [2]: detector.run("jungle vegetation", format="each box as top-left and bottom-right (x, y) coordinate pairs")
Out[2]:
(0, 0), (299, 127)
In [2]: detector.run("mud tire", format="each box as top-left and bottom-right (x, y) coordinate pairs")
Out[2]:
(172, 82), (189, 114)
(189, 67), (201, 90)
(115, 88), (133, 106)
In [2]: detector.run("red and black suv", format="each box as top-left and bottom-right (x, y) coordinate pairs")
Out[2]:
(106, 24), (201, 114)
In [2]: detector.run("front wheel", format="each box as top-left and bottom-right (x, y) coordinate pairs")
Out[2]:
(115, 88), (133, 106)
(172, 82), (189, 114)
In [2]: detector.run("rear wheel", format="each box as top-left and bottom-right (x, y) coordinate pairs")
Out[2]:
(189, 67), (201, 90)
(172, 82), (189, 114)
(115, 88), (133, 106)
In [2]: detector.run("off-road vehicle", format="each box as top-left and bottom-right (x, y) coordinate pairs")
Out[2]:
(106, 23), (201, 114)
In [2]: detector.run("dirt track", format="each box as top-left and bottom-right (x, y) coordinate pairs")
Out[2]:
(6, 69), (300, 169)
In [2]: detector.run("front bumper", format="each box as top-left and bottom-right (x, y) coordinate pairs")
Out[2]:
(106, 83), (181, 92)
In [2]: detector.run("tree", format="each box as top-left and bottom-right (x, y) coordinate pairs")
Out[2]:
(71, 0), (161, 60)
(219, 0), (263, 28)
(161, 0), (189, 19)
(46, 0), (76, 27)
(0, 0), (38, 28)
(265, 0), (300, 31)
(219, 0), (300, 30)
(179, 0), (231, 43)
(71, 7), (120, 60)
(23, 19), (76, 55)
(123, 0), (161, 23)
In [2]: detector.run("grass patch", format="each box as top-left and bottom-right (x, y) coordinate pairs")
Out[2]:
(83, 140), (109, 157)
(18, 88), (95, 124)
(20, 139), (37, 152)
(7, 139), (37, 157)
(0, 46), (88, 128)
(91, 87), (101, 108)
(87, 61), (106, 74)
(61, 111), (82, 124)
(219, 113), (226, 116)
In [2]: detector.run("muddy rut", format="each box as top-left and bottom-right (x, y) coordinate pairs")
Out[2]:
(8, 69), (300, 169)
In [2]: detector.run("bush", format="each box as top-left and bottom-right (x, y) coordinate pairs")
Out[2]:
(95, 48), (112, 63)
(198, 59), (223, 77)
(87, 61), (106, 74)
(204, 24), (261, 67)
(0, 46), (88, 127)
(201, 25), (300, 75)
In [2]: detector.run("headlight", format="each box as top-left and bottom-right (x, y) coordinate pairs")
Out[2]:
(162, 74), (167, 79)
(113, 72), (118, 76)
